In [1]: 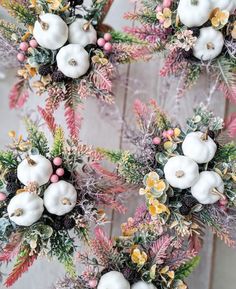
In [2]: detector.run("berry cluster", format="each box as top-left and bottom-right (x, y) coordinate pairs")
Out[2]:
(97, 33), (113, 52)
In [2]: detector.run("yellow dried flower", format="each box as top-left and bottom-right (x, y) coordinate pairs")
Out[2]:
(211, 8), (229, 28)
(149, 199), (170, 217)
(157, 8), (172, 28)
(131, 248), (148, 266)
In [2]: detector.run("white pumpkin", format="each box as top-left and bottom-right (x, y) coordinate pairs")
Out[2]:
(193, 27), (224, 61)
(191, 171), (224, 204)
(211, 0), (236, 12)
(56, 44), (90, 78)
(164, 156), (199, 189)
(69, 18), (97, 47)
(33, 13), (68, 50)
(44, 180), (77, 216)
(177, 0), (212, 27)
(7, 192), (44, 226)
(131, 281), (157, 289)
(182, 131), (217, 164)
(97, 271), (130, 289)
(17, 155), (53, 186)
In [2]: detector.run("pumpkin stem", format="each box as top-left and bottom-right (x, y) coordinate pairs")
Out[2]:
(175, 170), (185, 178)
(26, 155), (37, 166)
(206, 42), (215, 50)
(212, 188), (226, 200)
(191, 0), (198, 5)
(200, 129), (209, 141)
(83, 20), (93, 31)
(68, 59), (78, 66)
(61, 198), (72, 206)
(38, 16), (49, 31)
(11, 208), (24, 217)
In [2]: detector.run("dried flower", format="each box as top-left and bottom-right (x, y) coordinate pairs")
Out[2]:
(131, 247), (148, 266)
(211, 8), (229, 28)
(157, 8), (172, 28)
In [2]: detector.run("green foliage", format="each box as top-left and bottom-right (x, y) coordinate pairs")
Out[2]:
(216, 57), (236, 94)
(0, 151), (18, 169)
(0, 20), (22, 43)
(50, 231), (76, 278)
(25, 120), (49, 156)
(100, 149), (144, 184)
(214, 143), (236, 163)
(1, 0), (36, 25)
(51, 127), (65, 157)
(28, 48), (57, 67)
(186, 103), (224, 132)
(111, 31), (146, 44)
(175, 256), (200, 280)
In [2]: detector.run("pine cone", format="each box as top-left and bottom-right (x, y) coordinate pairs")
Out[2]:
(4, 171), (17, 183)
(70, 0), (83, 6)
(6, 182), (21, 194)
(181, 49), (193, 59)
(52, 70), (67, 83)
(63, 216), (76, 230)
(191, 27), (200, 37)
(183, 196), (198, 208)
(38, 65), (52, 76)
(179, 204), (191, 216)
(52, 217), (64, 230)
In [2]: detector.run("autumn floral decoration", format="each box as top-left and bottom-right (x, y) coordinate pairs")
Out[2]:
(0, 0), (149, 138)
(0, 120), (126, 287)
(101, 100), (236, 250)
(124, 0), (236, 108)
(55, 204), (200, 289)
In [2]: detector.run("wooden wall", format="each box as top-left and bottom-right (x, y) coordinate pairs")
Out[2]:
(0, 1), (236, 288)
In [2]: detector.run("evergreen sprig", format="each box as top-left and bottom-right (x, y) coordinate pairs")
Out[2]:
(0, 151), (18, 169)
(51, 127), (65, 157)
(111, 31), (147, 44)
(25, 120), (49, 156)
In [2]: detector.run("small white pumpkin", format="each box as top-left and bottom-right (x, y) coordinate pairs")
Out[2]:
(97, 271), (130, 289)
(193, 27), (224, 61)
(164, 156), (199, 189)
(7, 192), (44, 226)
(44, 180), (77, 216)
(182, 131), (217, 164)
(131, 281), (157, 289)
(33, 13), (68, 50)
(191, 171), (224, 204)
(177, 0), (212, 27)
(17, 155), (53, 186)
(56, 44), (90, 78)
(69, 18), (97, 47)
(211, 0), (236, 12)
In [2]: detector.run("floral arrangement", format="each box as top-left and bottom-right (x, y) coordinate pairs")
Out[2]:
(0, 0), (149, 138)
(0, 120), (126, 287)
(101, 100), (236, 250)
(124, 0), (236, 103)
(55, 204), (200, 289)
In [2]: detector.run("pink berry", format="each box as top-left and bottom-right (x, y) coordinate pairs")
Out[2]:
(156, 5), (162, 12)
(53, 157), (62, 166)
(17, 53), (25, 62)
(104, 33), (112, 42)
(167, 129), (174, 137)
(104, 42), (112, 52)
(162, 131), (168, 138)
(153, 137), (161, 145)
(219, 198), (228, 206)
(29, 39), (38, 48)
(56, 168), (65, 177)
(163, 0), (172, 8)
(97, 38), (106, 47)
(89, 280), (98, 288)
(19, 42), (29, 51)
(50, 174), (59, 183)
(0, 192), (6, 201)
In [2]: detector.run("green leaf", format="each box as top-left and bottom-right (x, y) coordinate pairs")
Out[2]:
(0, 151), (18, 169)
(175, 256), (200, 280)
